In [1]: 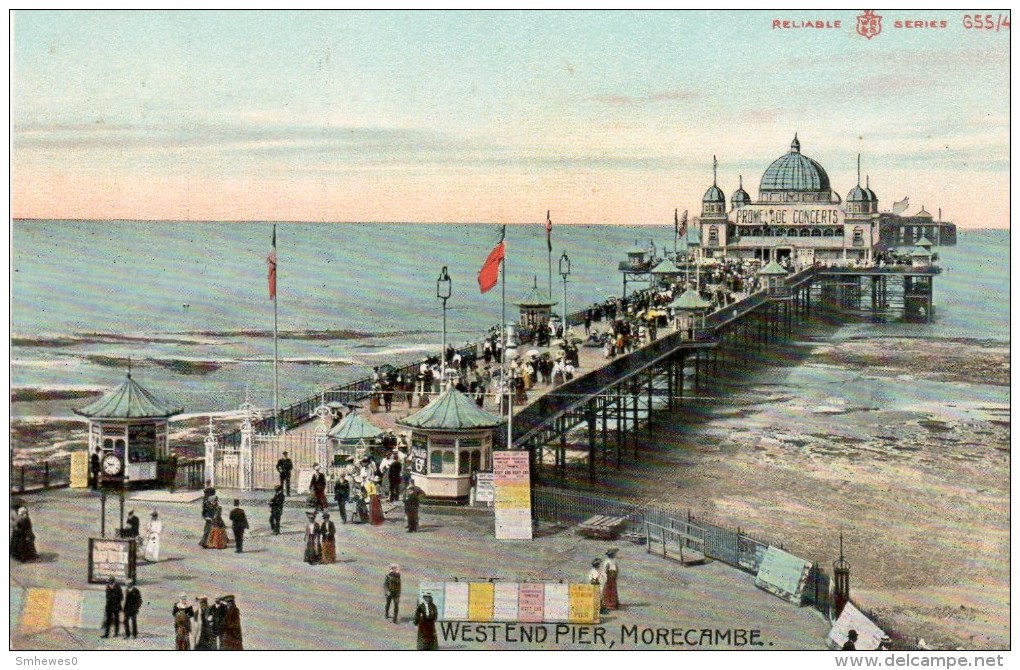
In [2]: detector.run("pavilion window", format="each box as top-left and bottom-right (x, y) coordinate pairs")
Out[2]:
(853, 227), (864, 245)
(430, 450), (444, 474)
(459, 451), (470, 475)
(471, 450), (481, 473)
(708, 226), (719, 245)
(811, 228), (821, 237)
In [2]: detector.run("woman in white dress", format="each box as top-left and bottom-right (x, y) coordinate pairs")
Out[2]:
(143, 510), (162, 562)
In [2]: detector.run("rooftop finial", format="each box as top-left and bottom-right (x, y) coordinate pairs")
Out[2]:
(857, 154), (861, 186)
(866, 175), (870, 188)
(739, 175), (743, 189)
(712, 155), (718, 186)
(791, 133), (800, 153)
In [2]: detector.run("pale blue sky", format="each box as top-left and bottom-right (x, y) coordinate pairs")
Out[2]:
(12, 10), (1010, 225)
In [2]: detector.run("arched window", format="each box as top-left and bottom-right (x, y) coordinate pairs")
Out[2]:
(811, 228), (822, 237)
(430, 450), (443, 474)
(708, 226), (719, 245)
(471, 450), (481, 472)
(853, 227), (864, 245)
(800, 229), (811, 237)
(459, 450), (470, 475)
(823, 228), (835, 237)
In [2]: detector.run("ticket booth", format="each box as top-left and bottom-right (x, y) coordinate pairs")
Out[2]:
(328, 411), (383, 462)
(74, 372), (182, 487)
(398, 387), (502, 500)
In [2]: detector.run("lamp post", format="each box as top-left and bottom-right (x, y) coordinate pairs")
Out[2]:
(437, 266), (452, 383)
(559, 251), (571, 331)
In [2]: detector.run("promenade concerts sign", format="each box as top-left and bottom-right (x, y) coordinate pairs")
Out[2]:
(754, 546), (812, 604)
(419, 582), (600, 624)
(493, 451), (532, 540)
(733, 204), (843, 227)
(87, 538), (136, 584)
(70, 451), (89, 488)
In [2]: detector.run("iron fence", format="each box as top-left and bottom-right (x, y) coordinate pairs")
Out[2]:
(10, 457), (71, 493)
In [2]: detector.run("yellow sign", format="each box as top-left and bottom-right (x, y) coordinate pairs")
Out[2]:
(467, 582), (495, 622)
(568, 584), (599, 624)
(70, 451), (90, 488)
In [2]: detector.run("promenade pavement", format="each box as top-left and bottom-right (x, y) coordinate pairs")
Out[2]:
(10, 487), (829, 651)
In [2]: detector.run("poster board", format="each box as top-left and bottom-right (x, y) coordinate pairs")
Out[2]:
(754, 545), (812, 604)
(475, 472), (495, 503)
(70, 451), (89, 488)
(87, 538), (136, 584)
(296, 468), (315, 495)
(493, 451), (532, 540)
(419, 582), (599, 624)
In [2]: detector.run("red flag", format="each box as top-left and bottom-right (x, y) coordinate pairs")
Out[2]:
(546, 210), (552, 252)
(267, 225), (277, 300)
(478, 227), (505, 294)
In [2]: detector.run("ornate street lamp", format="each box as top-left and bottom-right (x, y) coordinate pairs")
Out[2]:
(559, 251), (571, 330)
(437, 266), (452, 382)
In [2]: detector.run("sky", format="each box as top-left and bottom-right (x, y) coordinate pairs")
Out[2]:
(10, 10), (1011, 227)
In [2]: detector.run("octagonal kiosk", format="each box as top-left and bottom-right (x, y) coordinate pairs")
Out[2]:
(514, 277), (557, 346)
(670, 288), (713, 341)
(328, 411), (384, 463)
(397, 386), (502, 500)
(73, 371), (182, 487)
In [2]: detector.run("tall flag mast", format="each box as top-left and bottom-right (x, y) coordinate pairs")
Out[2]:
(477, 225), (511, 447)
(267, 224), (280, 431)
(546, 211), (553, 300)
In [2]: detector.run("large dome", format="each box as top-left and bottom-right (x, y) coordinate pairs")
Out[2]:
(759, 135), (831, 193)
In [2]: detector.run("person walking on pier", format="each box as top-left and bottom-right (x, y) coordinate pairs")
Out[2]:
(403, 481), (424, 532)
(366, 476), (385, 525)
(194, 597), (217, 650)
(414, 593), (439, 650)
(101, 577), (123, 638)
(174, 607), (192, 650)
(221, 596), (243, 650)
(319, 512), (337, 564)
(144, 510), (162, 562)
(304, 511), (322, 564)
(387, 452), (403, 502)
(123, 580), (142, 639)
(384, 564), (401, 623)
(269, 485), (285, 534)
(589, 558), (604, 613)
(10, 506), (38, 562)
(276, 451), (294, 496)
(229, 499), (249, 553)
(601, 548), (620, 610)
(310, 464), (328, 511)
(333, 475), (350, 523)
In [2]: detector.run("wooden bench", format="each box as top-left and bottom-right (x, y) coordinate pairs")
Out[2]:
(577, 515), (628, 540)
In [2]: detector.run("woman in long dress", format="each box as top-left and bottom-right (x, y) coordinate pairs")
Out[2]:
(10, 507), (38, 562)
(199, 495), (216, 548)
(319, 512), (336, 564)
(144, 510), (162, 562)
(352, 482), (369, 524)
(601, 548), (620, 610)
(366, 477), (385, 526)
(303, 511), (321, 564)
(206, 503), (228, 550)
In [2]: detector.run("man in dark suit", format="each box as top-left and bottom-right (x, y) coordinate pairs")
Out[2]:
(310, 465), (327, 511)
(228, 500), (249, 553)
(123, 580), (142, 638)
(333, 477), (350, 524)
(403, 482), (424, 532)
(387, 454), (403, 502)
(276, 452), (293, 496)
(120, 510), (140, 539)
(90, 451), (101, 490)
(100, 577), (123, 638)
(268, 485), (285, 534)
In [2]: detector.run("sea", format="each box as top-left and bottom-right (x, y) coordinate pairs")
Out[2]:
(10, 222), (1010, 418)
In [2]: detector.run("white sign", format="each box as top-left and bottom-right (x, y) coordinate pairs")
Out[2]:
(475, 473), (494, 503)
(733, 204), (843, 227)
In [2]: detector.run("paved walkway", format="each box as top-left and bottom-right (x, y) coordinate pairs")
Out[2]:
(10, 488), (829, 650)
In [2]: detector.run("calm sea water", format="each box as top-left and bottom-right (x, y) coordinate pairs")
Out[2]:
(10, 222), (1009, 415)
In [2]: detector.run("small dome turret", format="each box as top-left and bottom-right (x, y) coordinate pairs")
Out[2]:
(730, 175), (751, 209)
(702, 155), (726, 217)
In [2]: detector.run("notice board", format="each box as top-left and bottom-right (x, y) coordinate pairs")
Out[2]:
(493, 451), (532, 539)
(754, 545), (811, 604)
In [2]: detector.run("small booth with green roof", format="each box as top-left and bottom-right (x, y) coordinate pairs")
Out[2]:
(73, 372), (182, 486)
(397, 386), (503, 500)
(669, 288), (714, 340)
(327, 412), (384, 463)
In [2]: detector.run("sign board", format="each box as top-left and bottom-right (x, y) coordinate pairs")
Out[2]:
(70, 451), (89, 488)
(87, 538), (136, 584)
(474, 472), (495, 503)
(828, 602), (887, 651)
(418, 582), (599, 624)
(296, 468), (315, 495)
(410, 438), (428, 475)
(754, 546), (812, 604)
(222, 453), (239, 467)
(732, 204), (843, 227)
(493, 451), (532, 540)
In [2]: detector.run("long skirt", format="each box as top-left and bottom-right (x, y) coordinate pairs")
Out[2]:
(176, 629), (191, 650)
(602, 570), (619, 610)
(144, 533), (161, 562)
(305, 538), (321, 564)
(206, 527), (228, 550)
(369, 495), (385, 526)
(199, 520), (212, 548)
(320, 539), (336, 564)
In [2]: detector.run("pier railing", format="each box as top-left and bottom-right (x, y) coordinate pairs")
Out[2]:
(10, 457), (71, 493)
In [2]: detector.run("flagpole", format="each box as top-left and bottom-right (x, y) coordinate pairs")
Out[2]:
(546, 211), (552, 300)
(272, 226), (280, 432)
(501, 245), (513, 450)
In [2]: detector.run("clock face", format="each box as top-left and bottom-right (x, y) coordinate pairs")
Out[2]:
(102, 453), (123, 476)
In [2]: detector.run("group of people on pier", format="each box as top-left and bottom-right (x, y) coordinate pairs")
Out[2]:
(172, 592), (243, 650)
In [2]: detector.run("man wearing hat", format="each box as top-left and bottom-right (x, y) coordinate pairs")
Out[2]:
(414, 593), (439, 650)
(121, 510), (140, 539)
(123, 579), (142, 639)
(402, 481), (425, 532)
(221, 596), (243, 651)
(304, 511), (322, 564)
(384, 564), (401, 623)
(276, 451), (293, 496)
(194, 597), (217, 650)
(319, 512), (336, 564)
(269, 485), (285, 534)
(100, 576), (123, 638)
(229, 499), (249, 553)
